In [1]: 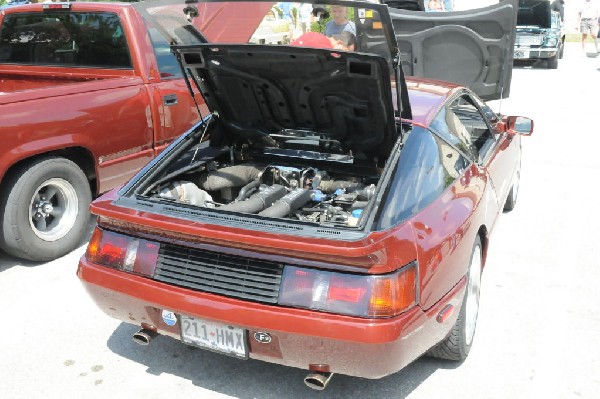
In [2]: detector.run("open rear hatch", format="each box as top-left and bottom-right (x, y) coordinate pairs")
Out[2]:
(516, 0), (551, 28)
(385, 1), (518, 100)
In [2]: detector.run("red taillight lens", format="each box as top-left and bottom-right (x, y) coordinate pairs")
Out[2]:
(327, 274), (367, 303)
(279, 263), (417, 318)
(85, 228), (159, 278)
(86, 228), (128, 268)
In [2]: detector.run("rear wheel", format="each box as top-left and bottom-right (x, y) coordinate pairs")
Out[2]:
(427, 237), (482, 361)
(0, 157), (92, 261)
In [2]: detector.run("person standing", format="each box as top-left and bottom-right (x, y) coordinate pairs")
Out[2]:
(551, 0), (565, 21)
(299, 3), (313, 34)
(578, 0), (599, 52)
(325, 5), (356, 37)
(427, 0), (446, 12)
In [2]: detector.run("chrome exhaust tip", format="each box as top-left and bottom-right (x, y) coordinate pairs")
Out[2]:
(132, 328), (158, 346)
(304, 372), (334, 390)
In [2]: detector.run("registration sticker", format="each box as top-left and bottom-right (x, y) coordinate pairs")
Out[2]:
(180, 315), (248, 359)
(162, 310), (177, 326)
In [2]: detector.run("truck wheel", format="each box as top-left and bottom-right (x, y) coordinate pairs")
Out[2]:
(559, 43), (564, 59)
(547, 54), (558, 69)
(0, 157), (92, 262)
(503, 166), (520, 212)
(427, 237), (482, 361)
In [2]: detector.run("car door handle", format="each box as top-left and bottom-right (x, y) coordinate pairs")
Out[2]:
(163, 94), (178, 106)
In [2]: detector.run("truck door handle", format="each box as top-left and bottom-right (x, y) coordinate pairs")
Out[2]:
(163, 94), (178, 106)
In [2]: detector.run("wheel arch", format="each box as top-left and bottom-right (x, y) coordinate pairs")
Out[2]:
(0, 147), (98, 197)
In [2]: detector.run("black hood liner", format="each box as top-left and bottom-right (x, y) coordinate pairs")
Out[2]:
(517, 0), (551, 28)
(176, 45), (398, 161)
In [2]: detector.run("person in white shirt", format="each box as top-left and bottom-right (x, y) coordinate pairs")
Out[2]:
(299, 3), (313, 34)
(578, 0), (600, 52)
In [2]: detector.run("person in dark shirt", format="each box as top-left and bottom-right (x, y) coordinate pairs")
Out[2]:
(551, 0), (565, 21)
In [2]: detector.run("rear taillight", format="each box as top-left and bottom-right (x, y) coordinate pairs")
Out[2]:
(278, 263), (417, 318)
(86, 228), (159, 278)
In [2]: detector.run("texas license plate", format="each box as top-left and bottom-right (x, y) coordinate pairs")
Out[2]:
(514, 50), (529, 59)
(180, 315), (248, 359)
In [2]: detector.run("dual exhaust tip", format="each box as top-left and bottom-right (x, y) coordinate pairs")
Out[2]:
(132, 327), (334, 390)
(304, 372), (334, 390)
(132, 328), (157, 346)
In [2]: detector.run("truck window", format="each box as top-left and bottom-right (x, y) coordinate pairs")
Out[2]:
(147, 26), (183, 78)
(0, 12), (132, 68)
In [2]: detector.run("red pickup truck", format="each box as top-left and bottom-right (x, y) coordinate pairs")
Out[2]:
(0, 2), (207, 261)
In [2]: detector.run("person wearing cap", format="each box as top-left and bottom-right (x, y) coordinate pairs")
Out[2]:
(291, 31), (356, 51)
(291, 32), (334, 49)
(324, 5), (356, 38)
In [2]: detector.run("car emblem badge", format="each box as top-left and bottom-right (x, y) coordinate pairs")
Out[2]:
(254, 332), (272, 344)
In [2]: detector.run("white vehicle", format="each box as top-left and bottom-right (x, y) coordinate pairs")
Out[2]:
(249, 7), (292, 44)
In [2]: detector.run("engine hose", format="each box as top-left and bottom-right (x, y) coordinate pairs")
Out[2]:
(236, 180), (261, 201)
(198, 165), (262, 191)
(319, 180), (364, 194)
(219, 184), (286, 214)
(259, 189), (312, 218)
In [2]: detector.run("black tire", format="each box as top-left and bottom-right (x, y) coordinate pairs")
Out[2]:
(427, 236), (482, 361)
(0, 157), (92, 262)
(547, 54), (558, 69)
(559, 43), (564, 59)
(503, 166), (520, 212)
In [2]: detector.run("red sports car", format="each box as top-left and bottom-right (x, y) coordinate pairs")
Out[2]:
(78, 0), (532, 390)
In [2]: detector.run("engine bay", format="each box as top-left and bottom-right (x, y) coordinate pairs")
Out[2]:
(142, 151), (380, 228)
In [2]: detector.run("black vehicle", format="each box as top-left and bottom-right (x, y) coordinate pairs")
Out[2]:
(514, 0), (565, 69)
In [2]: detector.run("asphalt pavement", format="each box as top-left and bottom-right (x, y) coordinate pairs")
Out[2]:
(1, 42), (599, 399)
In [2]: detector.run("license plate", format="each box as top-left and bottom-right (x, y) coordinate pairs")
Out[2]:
(180, 315), (248, 359)
(514, 50), (529, 59)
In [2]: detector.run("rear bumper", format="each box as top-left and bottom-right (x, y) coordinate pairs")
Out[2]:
(77, 257), (466, 379)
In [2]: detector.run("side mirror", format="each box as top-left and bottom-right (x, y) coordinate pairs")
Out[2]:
(504, 116), (534, 136)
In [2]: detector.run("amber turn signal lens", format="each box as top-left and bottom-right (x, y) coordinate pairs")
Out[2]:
(369, 266), (417, 317)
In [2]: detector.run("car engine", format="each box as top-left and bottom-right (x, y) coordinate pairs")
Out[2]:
(150, 162), (378, 228)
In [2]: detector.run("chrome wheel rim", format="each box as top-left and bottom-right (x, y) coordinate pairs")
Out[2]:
(29, 178), (79, 241)
(465, 243), (482, 346)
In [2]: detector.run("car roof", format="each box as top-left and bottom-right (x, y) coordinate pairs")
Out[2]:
(405, 77), (462, 126)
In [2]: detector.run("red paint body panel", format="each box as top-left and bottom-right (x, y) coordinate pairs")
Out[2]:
(78, 256), (466, 379)
(405, 77), (462, 126)
(77, 78), (525, 378)
(0, 3), (202, 192)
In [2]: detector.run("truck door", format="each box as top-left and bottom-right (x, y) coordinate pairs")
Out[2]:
(147, 26), (207, 154)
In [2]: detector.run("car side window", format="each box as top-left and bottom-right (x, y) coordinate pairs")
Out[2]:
(448, 95), (497, 162)
(147, 26), (184, 79)
(377, 126), (468, 229)
(430, 106), (475, 161)
(0, 12), (132, 68)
